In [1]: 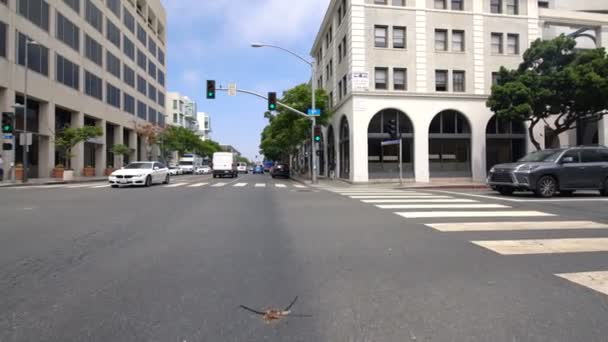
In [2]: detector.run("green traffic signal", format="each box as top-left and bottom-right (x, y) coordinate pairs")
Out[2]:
(314, 135), (321, 142)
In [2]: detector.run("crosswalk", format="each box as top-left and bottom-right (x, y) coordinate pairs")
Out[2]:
(2, 181), (307, 190)
(323, 186), (608, 298)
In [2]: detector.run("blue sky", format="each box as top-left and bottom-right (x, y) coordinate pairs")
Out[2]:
(161, 0), (330, 160)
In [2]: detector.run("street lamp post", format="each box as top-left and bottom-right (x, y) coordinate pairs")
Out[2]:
(251, 43), (318, 185)
(21, 37), (38, 183)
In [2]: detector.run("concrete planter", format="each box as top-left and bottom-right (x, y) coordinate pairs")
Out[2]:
(83, 167), (96, 177)
(14, 166), (24, 181)
(63, 170), (74, 181)
(52, 167), (65, 179)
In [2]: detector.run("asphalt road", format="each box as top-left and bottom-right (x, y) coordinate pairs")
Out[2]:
(1, 177), (608, 341)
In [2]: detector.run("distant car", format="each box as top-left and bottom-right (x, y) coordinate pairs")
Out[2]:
(168, 166), (181, 176)
(488, 146), (608, 198)
(253, 165), (264, 174)
(237, 162), (248, 174)
(271, 163), (290, 178)
(195, 165), (211, 175)
(109, 162), (170, 187)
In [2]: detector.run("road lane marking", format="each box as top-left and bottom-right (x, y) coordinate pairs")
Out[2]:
(234, 183), (247, 187)
(351, 195), (450, 199)
(472, 238), (608, 255)
(255, 183), (266, 188)
(211, 183), (227, 187)
(426, 221), (608, 232)
(91, 184), (111, 188)
(376, 204), (509, 209)
(293, 184), (306, 188)
(556, 271), (608, 296)
(396, 211), (554, 219)
(275, 184), (287, 188)
(362, 199), (477, 203)
(188, 182), (208, 188)
(166, 183), (187, 188)
(37, 185), (65, 189)
(67, 184), (103, 188)
(436, 190), (608, 203)
(338, 192), (425, 196)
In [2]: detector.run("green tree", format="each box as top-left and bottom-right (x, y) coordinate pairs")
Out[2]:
(55, 126), (103, 170)
(110, 144), (131, 168)
(160, 126), (201, 158)
(487, 35), (608, 150)
(193, 139), (222, 158)
(259, 83), (332, 161)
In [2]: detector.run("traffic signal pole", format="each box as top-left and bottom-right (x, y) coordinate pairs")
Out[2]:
(310, 61), (318, 185)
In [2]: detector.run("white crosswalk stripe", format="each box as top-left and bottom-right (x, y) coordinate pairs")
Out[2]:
(362, 199), (477, 203)
(255, 183), (266, 188)
(556, 271), (608, 296)
(396, 211), (554, 219)
(211, 183), (227, 187)
(188, 182), (208, 188)
(165, 183), (187, 188)
(426, 221), (608, 232)
(234, 183), (247, 187)
(293, 184), (306, 188)
(472, 238), (608, 255)
(376, 204), (508, 210)
(275, 184), (287, 188)
(351, 195), (450, 199)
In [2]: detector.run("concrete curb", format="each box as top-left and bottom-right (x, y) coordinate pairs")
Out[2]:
(396, 184), (490, 190)
(0, 178), (107, 188)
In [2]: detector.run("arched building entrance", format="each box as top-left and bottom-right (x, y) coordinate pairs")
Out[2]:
(367, 109), (414, 179)
(429, 110), (471, 178)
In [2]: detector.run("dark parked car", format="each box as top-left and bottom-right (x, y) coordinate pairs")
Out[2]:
(271, 163), (290, 178)
(488, 146), (608, 198)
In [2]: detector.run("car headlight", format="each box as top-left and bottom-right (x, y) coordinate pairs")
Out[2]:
(517, 164), (540, 172)
(489, 167), (496, 173)
(134, 174), (146, 177)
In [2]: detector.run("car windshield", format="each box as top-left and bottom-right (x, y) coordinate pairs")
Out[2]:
(124, 163), (153, 169)
(179, 161), (193, 165)
(518, 150), (563, 162)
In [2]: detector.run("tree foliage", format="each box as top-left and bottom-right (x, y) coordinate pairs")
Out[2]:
(158, 125), (222, 159)
(55, 126), (103, 170)
(259, 83), (332, 161)
(487, 35), (608, 150)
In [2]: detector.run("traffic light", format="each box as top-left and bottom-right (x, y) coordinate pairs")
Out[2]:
(314, 125), (322, 142)
(206, 80), (216, 99)
(386, 119), (398, 139)
(268, 92), (277, 111)
(2, 112), (14, 134)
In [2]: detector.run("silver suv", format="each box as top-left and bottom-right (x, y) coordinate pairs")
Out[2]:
(488, 146), (608, 198)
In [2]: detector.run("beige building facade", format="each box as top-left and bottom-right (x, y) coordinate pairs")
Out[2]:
(311, 0), (608, 183)
(0, 0), (167, 179)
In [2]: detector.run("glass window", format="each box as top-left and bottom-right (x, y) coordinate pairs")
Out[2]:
(137, 49), (146, 70)
(106, 0), (120, 18)
(435, 29), (447, 51)
(375, 67), (388, 90)
(491, 33), (503, 54)
(106, 51), (120, 79)
(173, 100), (177, 110)
(506, 0), (518, 14)
(148, 60), (156, 79)
(148, 84), (156, 101)
(452, 30), (465, 52)
(434, 0), (446, 9)
(374, 0), (387, 3)
(16, 32), (49, 76)
(435, 70), (448, 91)
(106, 82), (121, 108)
(85, 0), (103, 33)
(0, 21), (7, 58)
(137, 74), (146, 95)
(342, 36), (347, 58)
(393, 27), (406, 48)
(137, 23), (146, 46)
(56, 11), (79, 51)
(453, 70), (465, 92)
(392, 0), (405, 5)
(491, 72), (500, 86)
(538, 1), (549, 8)
(63, 0), (80, 13)
(17, 0), (50, 31)
(123, 7), (135, 33)
(158, 70), (165, 87)
(123, 64), (135, 87)
(137, 101), (146, 120)
(106, 18), (120, 48)
(148, 36), (156, 57)
(598, 150), (608, 162)
(84, 35), (102, 66)
(561, 150), (580, 163)
(123, 36), (134, 60)
(148, 107), (157, 124)
(507, 33), (519, 54)
(85, 70), (102, 100)
(581, 150), (604, 163)
(157, 49), (165, 66)
(490, 0), (502, 13)
(394, 68), (406, 90)
(374, 26), (387, 48)
(55, 54), (79, 90)
(158, 91), (165, 107)
(124, 93), (135, 114)
(451, 0), (463, 10)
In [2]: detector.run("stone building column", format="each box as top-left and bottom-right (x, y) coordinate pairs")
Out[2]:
(38, 101), (55, 178)
(71, 111), (84, 176)
(95, 119), (106, 177)
(114, 125), (124, 167)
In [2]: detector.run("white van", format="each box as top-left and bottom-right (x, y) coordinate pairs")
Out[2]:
(237, 162), (248, 174)
(212, 152), (237, 178)
(178, 154), (203, 174)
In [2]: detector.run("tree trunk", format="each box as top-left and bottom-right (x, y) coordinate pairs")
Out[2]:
(528, 120), (542, 151)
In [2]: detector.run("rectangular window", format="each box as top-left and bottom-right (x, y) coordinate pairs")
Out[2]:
(435, 70), (448, 91)
(453, 70), (465, 92)
(374, 26), (388, 48)
(85, 0), (103, 33)
(393, 68), (406, 90)
(393, 27), (406, 48)
(158, 70), (165, 87)
(329, 59), (333, 77)
(106, 18), (120, 48)
(507, 33), (519, 54)
(148, 60), (156, 79)
(157, 49), (165, 65)
(106, 82), (121, 108)
(506, 0), (518, 14)
(392, 0), (405, 5)
(374, 0), (387, 4)
(124, 92), (135, 114)
(106, 50), (120, 78)
(137, 100), (146, 120)
(17, 0), (50, 31)
(342, 36), (347, 58)
(490, 0), (502, 13)
(56, 54), (79, 90)
(338, 80), (343, 100)
(173, 100), (177, 110)
(491, 33), (503, 54)
(148, 36), (156, 57)
(337, 6), (342, 26)
(173, 113), (178, 123)
(137, 23), (146, 46)
(343, 75), (348, 95)
(137, 74), (146, 95)
(148, 107), (157, 124)
(85, 70), (102, 100)
(0, 21), (6, 58)
(106, 0), (120, 18)
(538, 1), (549, 8)
(491, 72), (499, 86)
(56, 11), (80, 51)
(123, 64), (135, 87)
(137, 49), (146, 70)
(435, 29), (448, 51)
(123, 7), (135, 33)
(123, 36), (134, 60)
(16, 32), (49, 76)
(434, 0), (446, 9)
(158, 91), (165, 106)
(63, 0), (80, 13)
(375, 67), (388, 90)
(451, 0), (463, 10)
(85, 35), (103, 66)
(338, 44), (343, 63)
(452, 30), (465, 52)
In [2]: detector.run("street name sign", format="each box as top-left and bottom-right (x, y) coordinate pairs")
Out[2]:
(381, 139), (400, 146)
(307, 109), (321, 116)
(228, 83), (237, 96)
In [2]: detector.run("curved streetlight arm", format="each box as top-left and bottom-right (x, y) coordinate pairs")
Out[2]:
(251, 44), (313, 67)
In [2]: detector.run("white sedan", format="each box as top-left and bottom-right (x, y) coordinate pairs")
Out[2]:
(195, 165), (212, 175)
(109, 162), (170, 187)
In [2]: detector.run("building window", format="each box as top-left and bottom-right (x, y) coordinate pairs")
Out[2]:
(435, 29), (448, 51)
(375, 67), (388, 90)
(106, 0), (120, 18)
(123, 36), (134, 60)
(137, 49), (146, 70)
(106, 82), (121, 108)
(394, 68), (407, 90)
(173, 100), (177, 110)
(342, 36), (347, 58)
(148, 60), (156, 79)
(123, 7), (135, 33)
(173, 113), (178, 123)
(374, 26), (388, 48)
(148, 108), (156, 124)
(491, 33), (503, 54)
(0, 21), (6, 58)
(507, 33), (519, 54)
(393, 27), (406, 48)
(84, 35), (102, 66)
(106, 18), (121, 48)
(338, 80), (343, 100)
(451, 0), (463, 10)
(343, 75), (348, 96)
(337, 6), (342, 26)
(56, 12), (80, 51)
(491, 72), (500, 86)
(17, 0), (50, 31)
(148, 36), (157, 57)
(16, 32), (49, 76)
(158, 91), (165, 107)
(123, 64), (135, 87)
(124, 93), (135, 114)
(63, 0), (80, 13)
(453, 70), (465, 92)
(158, 49), (165, 65)
(148, 84), (156, 101)
(392, 0), (406, 5)
(374, 0), (387, 4)
(106, 51), (120, 79)
(56, 54), (79, 90)
(506, 0), (518, 14)
(85, 0), (103, 33)
(137, 101), (146, 120)
(158, 70), (165, 87)
(538, 0), (549, 8)
(85, 70), (102, 100)
(452, 30), (465, 52)
(434, 0), (446, 9)
(329, 91), (334, 108)
(137, 23), (146, 46)
(490, 0), (502, 13)
(329, 59), (333, 77)
(435, 70), (448, 91)
(137, 74), (146, 95)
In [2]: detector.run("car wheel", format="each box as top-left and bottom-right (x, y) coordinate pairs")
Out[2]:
(163, 175), (170, 185)
(535, 176), (557, 198)
(601, 178), (608, 196)
(497, 187), (514, 196)
(145, 175), (152, 187)
(559, 190), (574, 197)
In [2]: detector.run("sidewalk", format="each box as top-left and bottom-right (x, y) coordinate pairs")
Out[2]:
(0, 176), (107, 188)
(291, 175), (488, 190)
